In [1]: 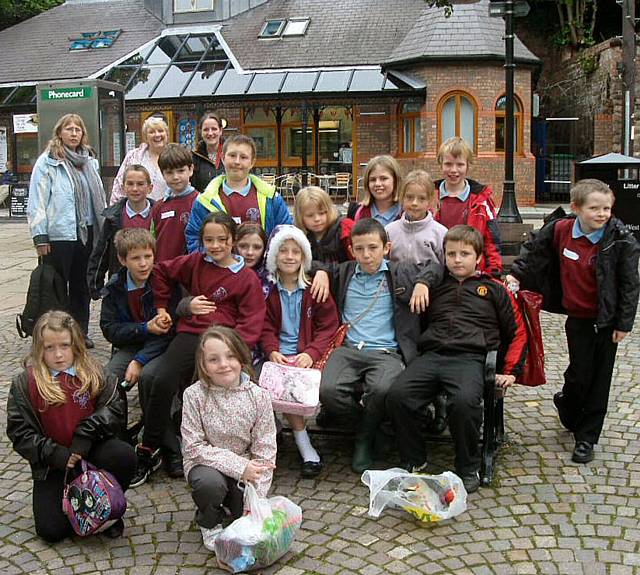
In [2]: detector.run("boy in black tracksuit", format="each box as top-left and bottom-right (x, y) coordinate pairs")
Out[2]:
(507, 179), (640, 464)
(99, 228), (181, 478)
(387, 225), (526, 493)
(317, 218), (443, 473)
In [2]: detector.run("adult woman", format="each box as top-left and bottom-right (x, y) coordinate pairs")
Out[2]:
(191, 111), (225, 193)
(27, 113), (106, 341)
(110, 115), (169, 204)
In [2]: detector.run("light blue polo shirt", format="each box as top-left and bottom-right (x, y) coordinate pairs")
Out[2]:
(277, 281), (305, 355)
(371, 203), (401, 226)
(223, 179), (252, 197)
(439, 180), (471, 201)
(572, 218), (605, 244)
(343, 261), (397, 350)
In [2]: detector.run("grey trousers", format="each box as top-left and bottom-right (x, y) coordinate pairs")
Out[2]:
(188, 465), (244, 528)
(319, 345), (404, 427)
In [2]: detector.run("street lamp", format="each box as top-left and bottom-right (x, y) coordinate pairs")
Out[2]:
(489, 0), (529, 223)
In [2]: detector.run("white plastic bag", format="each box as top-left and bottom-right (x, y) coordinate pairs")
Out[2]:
(361, 468), (468, 523)
(214, 482), (302, 573)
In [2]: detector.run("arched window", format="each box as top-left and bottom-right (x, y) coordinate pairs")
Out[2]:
(438, 91), (477, 151)
(399, 102), (423, 155)
(495, 95), (523, 153)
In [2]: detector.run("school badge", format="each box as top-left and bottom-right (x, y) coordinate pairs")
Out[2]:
(476, 286), (488, 297)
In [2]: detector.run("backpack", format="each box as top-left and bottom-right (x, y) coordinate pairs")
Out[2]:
(63, 461), (127, 536)
(16, 260), (69, 338)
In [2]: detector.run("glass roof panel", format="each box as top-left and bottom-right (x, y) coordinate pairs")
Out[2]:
(6, 85), (36, 105)
(124, 66), (165, 100)
(0, 87), (15, 104)
(182, 66), (226, 97)
(248, 72), (286, 95)
(384, 77), (399, 90)
(280, 72), (317, 93)
(315, 70), (350, 92)
(150, 62), (198, 98)
(215, 69), (252, 96)
(349, 69), (384, 92)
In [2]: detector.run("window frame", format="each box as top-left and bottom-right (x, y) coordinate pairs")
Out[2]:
(259, 19), (286, 38)
(436, 91), (478, 152)
(174, 0), (215, 13)
(241, 107), (279, 167)
(398, 102), (423, 156)
(282, 18), (310, 36)
(494, 94), (524, 154)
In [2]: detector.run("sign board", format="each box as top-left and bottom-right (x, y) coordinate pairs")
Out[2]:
(0, 127), (7, 172)
(13, 114), (39, 134)
(40, 86), (93, 101)
(10, 184), (29, 218)
(488, 0), (530, 17)
(613, 180), (640, 241)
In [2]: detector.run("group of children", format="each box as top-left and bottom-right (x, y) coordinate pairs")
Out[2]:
(8, 133), (639, 550)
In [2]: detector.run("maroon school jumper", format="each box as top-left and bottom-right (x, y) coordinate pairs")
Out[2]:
(219, 185), (261, 224)
(151, 190), (198, 263)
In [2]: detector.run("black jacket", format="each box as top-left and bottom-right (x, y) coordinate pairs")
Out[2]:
(511, 214), (640, 332)
(6, 370), (124, 480)
(86, 197), (156, 299)
(99, 270), (173, 365)
(329, 260), (443, 364)
(192, 140), (225, 194)
(307, 217), (354, 265)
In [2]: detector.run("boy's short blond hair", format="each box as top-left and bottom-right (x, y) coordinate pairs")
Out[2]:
(362, 155), (403, 207)
(294, 186), (339, 230)
(437, 136), (474, 166)
(570, 179), (615, 207)
(114, 228), (156, 260)
(399, 169), (436, 205)
(444, 224), (484, 258)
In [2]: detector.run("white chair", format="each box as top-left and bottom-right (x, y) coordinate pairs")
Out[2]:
(276, 173), (299, 203)
(259, 173), (276, 186)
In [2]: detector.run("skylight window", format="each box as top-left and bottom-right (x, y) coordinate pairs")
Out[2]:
(69, 30), (121, 51)
(174, 0), (214, 12)
(259, 20), (286, 38)
(282, 18), (310, 36)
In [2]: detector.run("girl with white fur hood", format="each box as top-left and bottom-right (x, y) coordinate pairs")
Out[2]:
(259, 225), (340, 478)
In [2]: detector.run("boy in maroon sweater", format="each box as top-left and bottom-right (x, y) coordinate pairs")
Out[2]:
(151, 144), (198, 263)
(508, 179), (640, 464)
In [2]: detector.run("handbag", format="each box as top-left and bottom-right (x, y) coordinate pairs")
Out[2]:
(258, 362), (321, 416)
(516, 290), (546, 387)
(62, 460), (127, 536)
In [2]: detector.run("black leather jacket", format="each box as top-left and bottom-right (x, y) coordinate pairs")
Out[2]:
(6, 371), (125, 480)
(192, 140), (225, 193)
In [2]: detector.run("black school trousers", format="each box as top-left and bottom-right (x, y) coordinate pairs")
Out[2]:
(563, 317), (618, 445)
(32, 438), (136, 543)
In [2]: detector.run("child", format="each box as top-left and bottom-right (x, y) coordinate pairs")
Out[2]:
(88, 165), (155, 299)
(182, 326), (277, 550)
(434, 137), (502, 276)
(99, 229), (179, 473)
(386, 169), (447, 265)
(319, 218), (443, 473)
(260, 225), (340, 478)
(507, 179), (640, 464)
(6, 311), (137, 542)
(294, 185), (354, 264)
(131, 212), (266, 486)
(186, 134), (292, 252)
(387, 225), (526, 493)
(151, 143), (198, 263)
(352, 155), (402, 225)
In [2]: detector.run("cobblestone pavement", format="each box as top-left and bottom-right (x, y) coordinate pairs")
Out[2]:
(0, 217), (639, 575)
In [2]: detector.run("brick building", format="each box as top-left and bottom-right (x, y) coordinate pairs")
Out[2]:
(0, 0), (539, 205)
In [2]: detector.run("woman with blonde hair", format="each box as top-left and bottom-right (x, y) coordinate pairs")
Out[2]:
(27, 113), (106, 342)
(110, 114), (170, 204)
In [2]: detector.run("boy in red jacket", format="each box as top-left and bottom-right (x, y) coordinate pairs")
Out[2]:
(387, 225), (526, 493)
(434, 137), (503, 277)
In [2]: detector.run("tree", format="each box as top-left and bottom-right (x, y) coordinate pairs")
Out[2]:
(551, 0), (597, 47)
(0, 0), (64, 31)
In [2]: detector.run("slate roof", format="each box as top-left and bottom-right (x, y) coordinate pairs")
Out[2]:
(386, 0), (539, 65)
(219, 0), (427, 69)
(0, 0), (163, 85)
(219, 0), (538, 71)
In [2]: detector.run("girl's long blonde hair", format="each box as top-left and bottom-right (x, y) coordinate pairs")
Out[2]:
(362, 155), (403, 207)
(26, 311), (103, 408)
(294, 186), (339, 233)
(47, 114), (92, 160)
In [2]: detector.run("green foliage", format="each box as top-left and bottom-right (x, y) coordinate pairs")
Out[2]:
(578, 53), (599, 74)
(0, 0), (64, 31)
(425, 0), (454, 18)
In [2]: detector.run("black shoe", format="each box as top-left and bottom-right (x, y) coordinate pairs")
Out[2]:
(553, 392), (575, 432)
(301, 459), (323, 479)
(401, 461), (428, 474)
(164, 452), (184, 478)
(84, 336), (95, 349)
(130, 444), (162, 488)
(461, 471), (481, 493)
(103, 518), (124, 539)
(572, 441), (594, 464)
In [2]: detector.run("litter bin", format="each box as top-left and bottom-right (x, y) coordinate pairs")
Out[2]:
(575, 152), (640, 241)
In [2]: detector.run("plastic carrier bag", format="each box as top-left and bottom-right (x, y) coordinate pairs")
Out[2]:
(361, 468), (468, 523)
(214, 482), (302, 573)
(516, 290), (546, 387)
(258, 361), (320, 416)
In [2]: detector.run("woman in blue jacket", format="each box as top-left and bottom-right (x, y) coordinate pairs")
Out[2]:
(27, 113), (106, 343)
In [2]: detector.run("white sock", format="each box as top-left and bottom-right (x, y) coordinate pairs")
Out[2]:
(293, 429), (320, 463)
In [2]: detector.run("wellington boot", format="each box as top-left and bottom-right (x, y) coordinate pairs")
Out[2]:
(351, 414), (380, 473)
